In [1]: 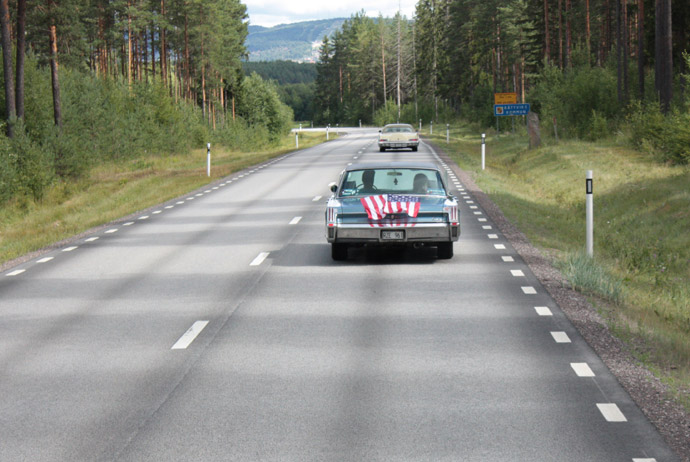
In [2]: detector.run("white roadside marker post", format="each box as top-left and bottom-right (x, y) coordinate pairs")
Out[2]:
(206, 143), (211, 177)
(586, 170), (594, 256)
(446, 124), (450, 144)
(481, 133), (486, 170)
(295, 132), (299, 149)
(326, 124), (329, 141)
(430, 121), (433, 135)
(419, 119), (422, 131)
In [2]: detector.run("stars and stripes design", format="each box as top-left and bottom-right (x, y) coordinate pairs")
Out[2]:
(361, 194), (421, 220)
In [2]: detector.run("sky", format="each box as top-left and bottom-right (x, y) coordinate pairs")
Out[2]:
(243, 0), (418, 27)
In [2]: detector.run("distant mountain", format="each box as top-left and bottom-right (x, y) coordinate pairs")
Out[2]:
(246, 18), (347, 62)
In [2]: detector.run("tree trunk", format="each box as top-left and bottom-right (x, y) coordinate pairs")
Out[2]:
(637, 0), (644, 98)
(160, 0), (167, 86)
(655, 0), (672, 113)
(616, 0), (623, 104)
(127, 2), (133, 86)
(558, 0), (563, 68)
(49, 24), (62, 128)
(565, 0), (571, 68)
(184, 11), (190, 100)
(381, 26), (387, 108)
(151, 26), (155, 79)
(0, 0), (16, 137)
(544, 0), (550, 64)
(15, 0), (26, 120)
(622, 0), (628, 103)
(585, 0), (590, 62)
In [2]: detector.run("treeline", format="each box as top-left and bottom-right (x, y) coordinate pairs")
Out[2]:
(243, 61), (316, 121)
(0, 0), (293, 203)
(315, 1), (690, 164)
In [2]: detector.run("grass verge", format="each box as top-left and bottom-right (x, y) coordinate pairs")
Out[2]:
(426, 124), (690, 409)
(0, 131), (332, 266)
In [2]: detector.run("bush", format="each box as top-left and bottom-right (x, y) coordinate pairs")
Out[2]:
(628, 102), (690, 165)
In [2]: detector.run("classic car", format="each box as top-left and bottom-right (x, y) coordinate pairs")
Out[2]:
(325, 162), (460, 261)
(378, 123), (419, 152)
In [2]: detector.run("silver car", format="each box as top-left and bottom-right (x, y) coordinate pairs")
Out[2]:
(325, 162), (460, 260)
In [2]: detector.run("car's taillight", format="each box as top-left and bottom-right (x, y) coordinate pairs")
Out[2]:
(326, 201), (340, 227)
(444, 204), (458, 226)
(379, 138), (387, 142)
(409, 138), (418, 142)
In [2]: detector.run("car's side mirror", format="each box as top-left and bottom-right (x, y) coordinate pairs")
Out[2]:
(329, 182), (338, 193)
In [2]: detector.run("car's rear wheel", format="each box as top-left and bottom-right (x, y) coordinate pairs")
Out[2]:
(379, 147), (386, 152)
(331, 243), (349, 261)
(436, 242), (453, 259)
(411, 146), (418, 152)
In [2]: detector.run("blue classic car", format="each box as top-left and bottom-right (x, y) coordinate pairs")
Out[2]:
(325, 162), (461, 260)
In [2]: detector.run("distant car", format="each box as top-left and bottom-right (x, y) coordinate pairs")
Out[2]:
(325, 162), (460, 261)
(378, 124), (419, 152)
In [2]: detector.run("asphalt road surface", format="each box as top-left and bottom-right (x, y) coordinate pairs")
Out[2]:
(0, 129), (678, 461)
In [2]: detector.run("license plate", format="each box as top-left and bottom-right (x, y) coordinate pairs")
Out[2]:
(381, 230), (405, 240)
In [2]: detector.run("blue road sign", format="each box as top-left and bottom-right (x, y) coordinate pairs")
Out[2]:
(494, 103), (530, 116)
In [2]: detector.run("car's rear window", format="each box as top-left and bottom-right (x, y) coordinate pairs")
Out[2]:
(382, 126), (413, 133)
(340, 168), (446, 197)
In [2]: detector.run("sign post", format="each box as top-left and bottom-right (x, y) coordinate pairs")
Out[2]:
(206, 143), (211, 177)
(586, 170), (594, 257)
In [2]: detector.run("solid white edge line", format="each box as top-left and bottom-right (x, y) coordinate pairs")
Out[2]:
(571, 362), (595, 377)
(171, 321), (209, 350)
(597, 403), (627, 422)
(250, 252), (270, 266)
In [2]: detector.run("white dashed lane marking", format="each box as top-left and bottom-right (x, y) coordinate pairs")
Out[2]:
(312, 196), (322, 201)
(488, 234), (498, 239)
(37, 257), (54, 263)
(502, 256), (514, 262)
(6, 269), (25, 277)
(139, 216), (149, 220)
(571, 363), (595, 377)
(597, 403), (627, 422)
(63, 246), (78, 252)
(289, 216), (302, 225)
(171, 321), (209, 350)
(123, 222), (135, 226)
(494, 244), (506, 250)
(521, 286), (537, 294)
(105, 229), (118, 234)
(510, 270), (525, 277)
(85, 237), (99, 242)
(250, 252), (270, 266)
(551, 331), (571, 343)
(534, 306), (553, 316)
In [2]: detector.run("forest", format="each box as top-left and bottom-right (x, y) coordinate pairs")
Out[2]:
(0, 0), (293, 203)
(314, 0), (690, 164)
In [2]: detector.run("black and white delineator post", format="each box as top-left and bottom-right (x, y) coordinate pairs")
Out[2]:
(481, 133), (486, 170)
(206, 143), (211, 177)
(586, 170), (594, 256)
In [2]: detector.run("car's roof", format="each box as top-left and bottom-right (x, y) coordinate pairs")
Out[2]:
(382, 123), (414, 128)
(345, 162), (440, 172)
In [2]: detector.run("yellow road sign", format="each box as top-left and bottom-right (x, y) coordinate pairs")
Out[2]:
(494, 92), (517, 104)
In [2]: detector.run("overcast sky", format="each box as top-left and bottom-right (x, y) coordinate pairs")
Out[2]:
(243, 0), (417, 27)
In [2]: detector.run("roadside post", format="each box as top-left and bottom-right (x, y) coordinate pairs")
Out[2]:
(206, 143), (211, 177)
(359, 119), (361, 128)
(446, 124), (450, 144)
(481, 134), (486, 170)
(299, 123), (302, 132)
(295, 132), (299, 149)
(430, 121), (433, 135)
(419, 119), (422, 131)
(326, 124), (330, 141)
(586, 170), (594, 256)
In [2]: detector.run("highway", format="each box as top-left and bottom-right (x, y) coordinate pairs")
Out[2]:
(0, 130), (678, 461)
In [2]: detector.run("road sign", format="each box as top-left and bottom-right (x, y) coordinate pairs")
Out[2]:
(494, 103), (530, 116)
(494, 92), (517, 104)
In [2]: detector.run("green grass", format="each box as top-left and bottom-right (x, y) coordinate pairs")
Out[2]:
(0, 131), (332, 265)
(426, 124), (690, 406)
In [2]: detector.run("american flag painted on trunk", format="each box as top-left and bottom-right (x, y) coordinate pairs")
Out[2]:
(361, 195), (421, 220)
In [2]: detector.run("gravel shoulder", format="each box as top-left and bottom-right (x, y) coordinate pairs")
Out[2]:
(429, 140), (690, 461)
